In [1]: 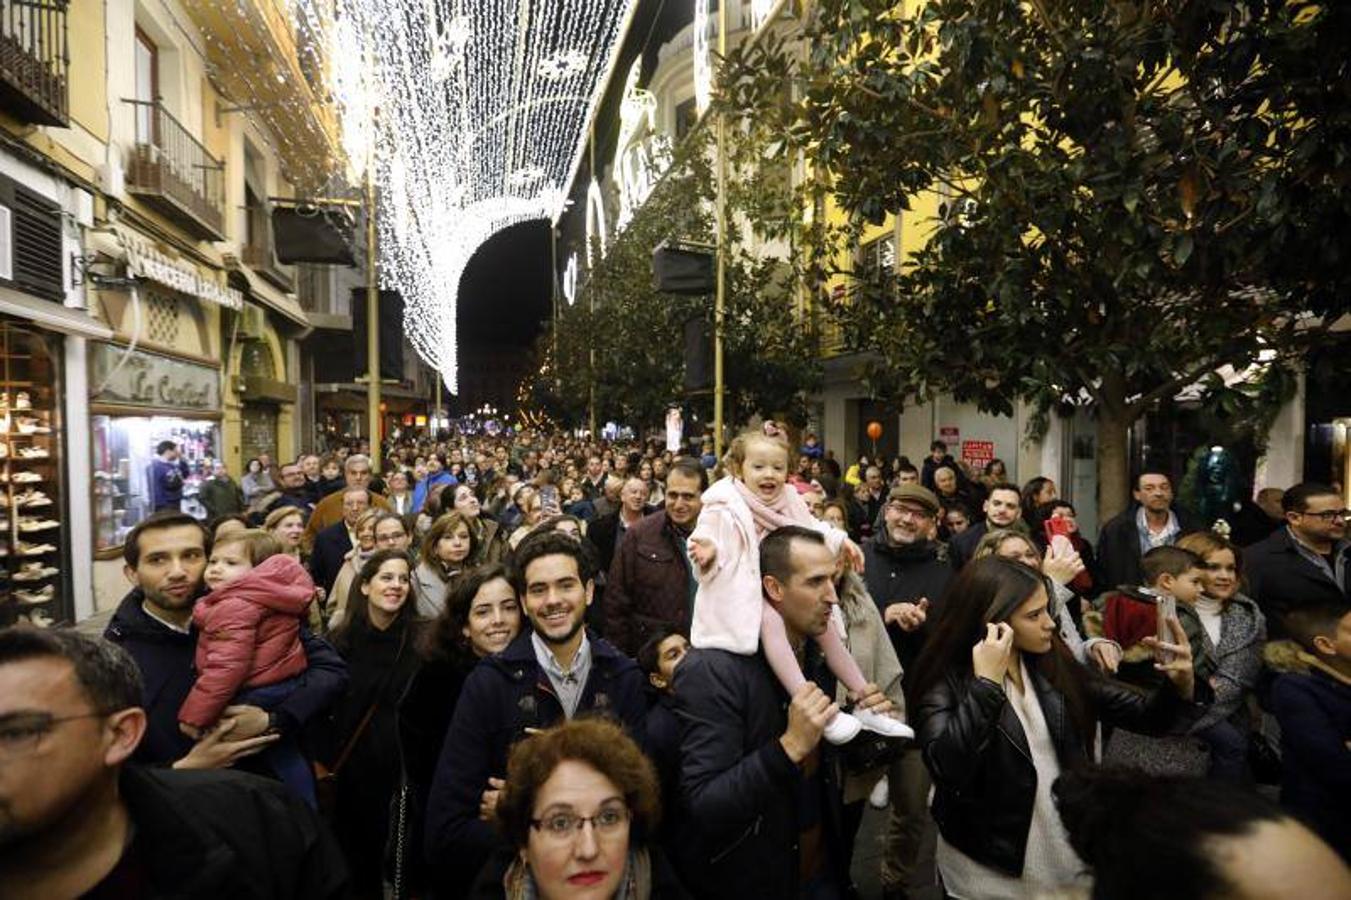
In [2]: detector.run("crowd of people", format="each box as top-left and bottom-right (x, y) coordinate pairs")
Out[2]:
(1, 424), (1348, 900)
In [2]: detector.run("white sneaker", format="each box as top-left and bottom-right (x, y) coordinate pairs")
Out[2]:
(823, 711), (862, 745)
(17, 447), (48, 459)
(11, 471), (42, 483)
(869, 776), (890, 809)
(14, 586), (54, 605)
(15, 392), (31, 410)
(25, 609), (53, 628)
(854, 707), (915, 740)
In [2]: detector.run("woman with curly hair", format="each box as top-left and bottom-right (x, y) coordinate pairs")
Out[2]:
(473, 717), (689, 899)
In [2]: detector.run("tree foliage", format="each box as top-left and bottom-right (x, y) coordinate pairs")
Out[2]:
(722, 0), (1350, 513)
(530, 131), (823, 431)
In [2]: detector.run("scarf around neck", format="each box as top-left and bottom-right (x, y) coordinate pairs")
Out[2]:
(732, 477), (809, 538)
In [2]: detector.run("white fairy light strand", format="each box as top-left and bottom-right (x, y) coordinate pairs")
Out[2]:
(293, 0), (638, 392)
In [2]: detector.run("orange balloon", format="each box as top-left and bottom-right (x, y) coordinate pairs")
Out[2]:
(866, 421), (883, 441)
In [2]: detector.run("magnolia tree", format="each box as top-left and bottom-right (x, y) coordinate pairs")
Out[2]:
(722, 0), (1350, 515)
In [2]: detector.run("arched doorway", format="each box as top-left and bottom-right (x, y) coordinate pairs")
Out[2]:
(239, 339), (280, 464)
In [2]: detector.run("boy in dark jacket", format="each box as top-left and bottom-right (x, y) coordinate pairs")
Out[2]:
(1271, 600), (1351, 862)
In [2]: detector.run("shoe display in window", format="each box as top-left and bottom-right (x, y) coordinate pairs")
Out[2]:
(13, 489), (50, 507)
(24, 609), (53, 628)
(15, 540), (56, 555)
(11, 472), (43, 483)
(14, 417), (50, 435)
(17, 517), (59, 532)
(12, 561), (58, 581)
(14, 585), (54, 605)
(14, 392), (31, 410)
(16, 446), (49, 459)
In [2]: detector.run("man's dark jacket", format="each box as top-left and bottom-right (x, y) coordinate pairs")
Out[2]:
(309, 520), (353, 596)
(106, 765), (347, 898)
(604, 509), (694, 656)
(947, 521), (990, 569)
(1246, 528), (1350, 639)
(672, 647), (851, 900)
(424, 628), (646, 886)
(863, 535), (954, 672)
(1096, 505), (1200, 593)
(104, 589), (348, 765)
(588, 509), (655, 577)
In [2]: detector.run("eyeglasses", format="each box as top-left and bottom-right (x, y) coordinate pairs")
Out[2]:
(1298, 509), (1350, 522)
(886, 502), (933, 519)
(529, 803), (630, 844)
(0, 711), (108, 758)
(375, 531), (407, 546)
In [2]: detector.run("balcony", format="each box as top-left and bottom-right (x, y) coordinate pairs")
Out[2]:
(0, 0), (69, 126)
(123, 99), (226, 241)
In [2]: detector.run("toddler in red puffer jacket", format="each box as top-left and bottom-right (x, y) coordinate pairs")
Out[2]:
(178, 528), (316, 804)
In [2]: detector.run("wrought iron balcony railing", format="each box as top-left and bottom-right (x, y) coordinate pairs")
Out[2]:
(123, 98), (226, 241)
(0, 0), (68, 126)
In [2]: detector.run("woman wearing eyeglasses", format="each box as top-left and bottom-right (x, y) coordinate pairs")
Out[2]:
(472, 717), (689, 899)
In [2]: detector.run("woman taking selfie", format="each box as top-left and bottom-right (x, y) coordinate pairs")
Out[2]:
(908, 557), (1197, 899)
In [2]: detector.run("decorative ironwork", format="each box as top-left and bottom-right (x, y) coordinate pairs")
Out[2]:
(123, 99), (226, 241)
(0, 0), (68, 126)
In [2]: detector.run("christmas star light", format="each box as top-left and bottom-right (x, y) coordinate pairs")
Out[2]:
(294, 0), (639, 392)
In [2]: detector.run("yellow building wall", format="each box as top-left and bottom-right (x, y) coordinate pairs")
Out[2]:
(68, 0), (109, 142)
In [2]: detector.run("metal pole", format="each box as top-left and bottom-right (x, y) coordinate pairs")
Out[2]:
(713, 0), (729, 459)
(365, 129), (381, 470)
(588, 123), (598, 442)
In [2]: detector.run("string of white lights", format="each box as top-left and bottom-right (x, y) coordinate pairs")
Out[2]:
(292, 0), (638, 392)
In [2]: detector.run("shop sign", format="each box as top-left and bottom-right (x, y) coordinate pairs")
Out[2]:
(960, 440), (995, 468)
(90, 343), (220, 411)
(122, 233), (243, 310)
(939, 426), (960, 444)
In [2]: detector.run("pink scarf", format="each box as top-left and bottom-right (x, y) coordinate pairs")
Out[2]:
(733, 478), (810, 538)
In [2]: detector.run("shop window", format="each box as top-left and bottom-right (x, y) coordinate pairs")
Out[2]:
(0, 322), (68, 628)
(91, 416), (219, 550)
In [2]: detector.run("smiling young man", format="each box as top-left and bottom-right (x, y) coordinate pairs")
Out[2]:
(1247, 481), (1351, 639)
(949, 483), (1027, 568)
(423, 530), (645, 894)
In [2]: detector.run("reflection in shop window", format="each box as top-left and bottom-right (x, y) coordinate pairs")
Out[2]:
(91, 415), (220, 550)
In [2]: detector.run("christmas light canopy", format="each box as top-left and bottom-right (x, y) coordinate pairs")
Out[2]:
(294, 0), (639, 391)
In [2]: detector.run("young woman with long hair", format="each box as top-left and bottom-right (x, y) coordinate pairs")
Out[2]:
(907, 557), (1197, 899)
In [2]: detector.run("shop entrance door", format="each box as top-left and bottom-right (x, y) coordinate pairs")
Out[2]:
(242, 404), (278, 463)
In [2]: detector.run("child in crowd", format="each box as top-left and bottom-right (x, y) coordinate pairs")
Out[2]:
(688, 426), (911, 744)
(178, 528), (317, 804)
(1270, 600), (1351, 862)
(1090, 546), (1228, 775)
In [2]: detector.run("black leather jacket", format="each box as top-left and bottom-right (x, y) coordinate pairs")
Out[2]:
(916, 664), (1184, 875)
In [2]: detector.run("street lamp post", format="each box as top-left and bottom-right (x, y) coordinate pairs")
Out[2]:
(712, 0), (729, 460)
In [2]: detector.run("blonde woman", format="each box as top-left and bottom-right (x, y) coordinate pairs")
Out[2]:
(327, 508), (381, 630)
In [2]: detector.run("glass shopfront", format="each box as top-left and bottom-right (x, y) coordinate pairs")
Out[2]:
(89, 342), (222, 551)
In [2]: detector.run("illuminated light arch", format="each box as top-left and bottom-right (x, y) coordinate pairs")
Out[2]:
(300, 0), (640, 391)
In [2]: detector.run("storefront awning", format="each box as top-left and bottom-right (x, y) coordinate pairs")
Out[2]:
(0, 287), (114, 339)
(226, 264), (312, 332)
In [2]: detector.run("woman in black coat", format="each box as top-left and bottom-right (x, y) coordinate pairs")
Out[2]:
(906, 557), (1198, 899)
(323, 549), (427, 898)
(395, 563), (523, 896)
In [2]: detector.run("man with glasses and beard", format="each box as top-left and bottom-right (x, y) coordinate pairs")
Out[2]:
(0, 628), (345, 899)
(423, 531), (646, 893)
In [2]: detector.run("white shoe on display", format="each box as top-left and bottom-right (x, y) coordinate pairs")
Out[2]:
(854, 708), (915, 740)
(822, 711), (862, 745)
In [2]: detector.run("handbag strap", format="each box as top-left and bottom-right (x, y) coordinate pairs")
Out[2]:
(329, 700), (379, 776)
(330, 620), (413, 776)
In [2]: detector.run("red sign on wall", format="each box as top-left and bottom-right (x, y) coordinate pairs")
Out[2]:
(961, 440), (995, 468)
